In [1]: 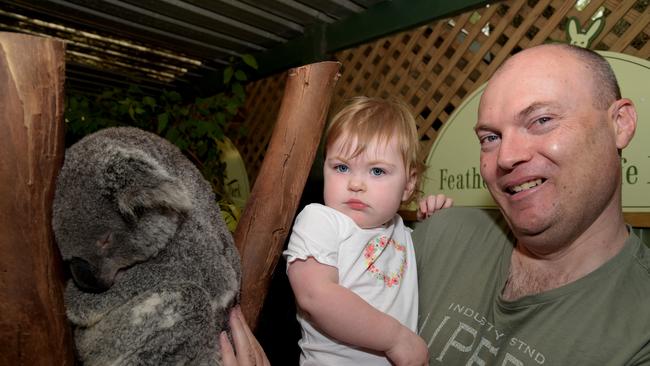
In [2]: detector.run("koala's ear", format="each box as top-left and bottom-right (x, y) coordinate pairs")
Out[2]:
(103, 146), (192, 218)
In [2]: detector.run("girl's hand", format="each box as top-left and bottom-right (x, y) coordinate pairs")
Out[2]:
(385, 325), (429, 366)
(417, 194), (453, 221)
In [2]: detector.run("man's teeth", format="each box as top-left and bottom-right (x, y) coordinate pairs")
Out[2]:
(510, 179), (543, 193)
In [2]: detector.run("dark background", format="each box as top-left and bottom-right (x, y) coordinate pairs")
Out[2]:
(256, 162), (325, 365)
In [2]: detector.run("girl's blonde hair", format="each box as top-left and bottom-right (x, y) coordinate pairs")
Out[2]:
(324, 96), (424, 203)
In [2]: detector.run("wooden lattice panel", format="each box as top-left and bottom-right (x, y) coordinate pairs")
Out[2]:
(236, 71), (286, 184)
(239, 0), (650, 182)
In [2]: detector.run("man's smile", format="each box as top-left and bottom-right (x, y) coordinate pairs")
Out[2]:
(507, 178), (546, 195)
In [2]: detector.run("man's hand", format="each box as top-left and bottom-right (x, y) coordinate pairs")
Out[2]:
(220, 307), (270, 366)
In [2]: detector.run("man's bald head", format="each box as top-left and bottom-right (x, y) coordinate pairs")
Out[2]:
(493, 44), (620, 110)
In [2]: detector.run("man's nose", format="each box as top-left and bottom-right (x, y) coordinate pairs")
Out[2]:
(497, 133), (532, 171)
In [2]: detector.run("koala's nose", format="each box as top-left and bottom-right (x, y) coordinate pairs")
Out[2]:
(69, 257), (110, 293)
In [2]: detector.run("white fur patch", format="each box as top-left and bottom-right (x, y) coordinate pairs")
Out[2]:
(130, 292), (182, 328)
(159, 304), (181, 328)
(212, 289), (237, 311)
(108, 355), (125, 366)
(131, 293), (163, 325)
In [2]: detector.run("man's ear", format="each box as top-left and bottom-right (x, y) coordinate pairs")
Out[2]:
(402, 168), (418, 202)
(610, 98), (637, 149)
(103, 146), (192, 218)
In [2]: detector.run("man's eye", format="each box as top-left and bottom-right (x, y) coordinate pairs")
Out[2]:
(370, 167), (385, 176)
(335, 164), (349, 173)
(479, 134), (500, 145)
(534, 116), (552, 125)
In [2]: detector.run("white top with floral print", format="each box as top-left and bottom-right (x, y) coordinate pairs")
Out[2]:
(284, 203), (418, 366)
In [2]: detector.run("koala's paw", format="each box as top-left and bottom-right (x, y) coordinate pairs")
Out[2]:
(64, 282), (123, 327)
(75, 285), (220, 365)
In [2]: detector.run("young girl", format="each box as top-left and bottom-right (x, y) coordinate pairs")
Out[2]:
(283, 97), (451, 365)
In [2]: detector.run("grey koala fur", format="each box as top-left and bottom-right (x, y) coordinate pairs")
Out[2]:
(52, 127), (241, 365)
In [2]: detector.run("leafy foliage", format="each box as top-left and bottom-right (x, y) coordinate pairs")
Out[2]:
(64, 55), (258, 230)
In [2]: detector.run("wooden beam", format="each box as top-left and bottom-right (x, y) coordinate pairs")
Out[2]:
(234, 61), (341, 328)
(0, 32), (73, 365)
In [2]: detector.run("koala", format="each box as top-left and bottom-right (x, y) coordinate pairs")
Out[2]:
(52, 127), (241, 365)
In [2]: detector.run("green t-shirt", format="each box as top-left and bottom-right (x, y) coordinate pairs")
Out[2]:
(413, 207), (650, 365)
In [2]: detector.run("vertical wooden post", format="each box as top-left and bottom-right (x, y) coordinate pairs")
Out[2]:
(0, 33), (73, 365)
(235, 61), (341, 328)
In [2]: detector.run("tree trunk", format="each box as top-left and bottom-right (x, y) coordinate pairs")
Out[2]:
(0, 32), (74, 365)
(235, 61), (341, 328)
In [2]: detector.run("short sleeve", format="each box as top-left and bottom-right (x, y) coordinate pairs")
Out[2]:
(283, 204), (344, 267)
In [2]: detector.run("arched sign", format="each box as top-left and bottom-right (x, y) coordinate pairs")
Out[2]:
(423, 51), (650, 224)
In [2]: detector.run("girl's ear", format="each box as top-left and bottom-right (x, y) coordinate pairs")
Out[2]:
(402, 169), (417, 202)
(610, 98), (637, 150)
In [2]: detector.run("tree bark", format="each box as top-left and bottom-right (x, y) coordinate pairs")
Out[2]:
(0, 32), (73, 365)
(235, 61), (341, 328)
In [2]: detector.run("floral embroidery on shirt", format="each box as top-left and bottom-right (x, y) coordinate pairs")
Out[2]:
(363, 235), (407, 287)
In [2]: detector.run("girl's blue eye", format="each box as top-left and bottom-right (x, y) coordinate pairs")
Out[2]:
(370, 167), (385, 176)
(335, 164), (349, 173)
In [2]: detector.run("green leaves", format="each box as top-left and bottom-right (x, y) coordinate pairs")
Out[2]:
(64, 54), (258, 231)
(143, 96), (156, 108)
(241, 54), (258, 69)
(223, 66), (234, 84)
(234, 70), (247, 81)
(232, 83), (245, 101)
(157, 112), (169, 133)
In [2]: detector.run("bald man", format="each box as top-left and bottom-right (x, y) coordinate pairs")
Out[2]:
(414, 44), (650, 364)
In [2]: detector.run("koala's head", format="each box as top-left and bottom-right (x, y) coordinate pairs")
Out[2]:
(53, 136), (192, 293)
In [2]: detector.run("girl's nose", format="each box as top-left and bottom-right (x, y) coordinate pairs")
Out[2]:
(348, 176), (365, 192)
